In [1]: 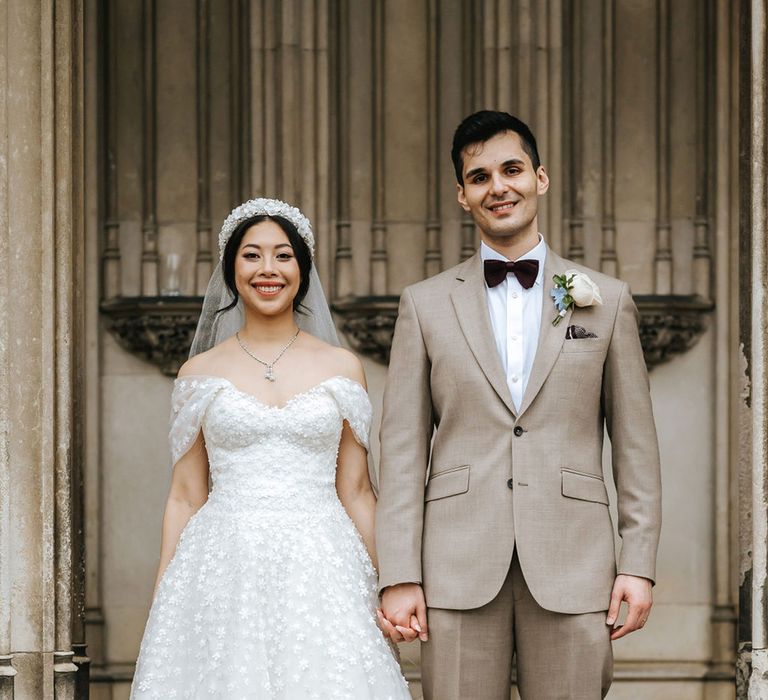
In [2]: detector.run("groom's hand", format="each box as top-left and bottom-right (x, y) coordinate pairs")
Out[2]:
(379, 583), (429, 643)
(606, 574), (653, 640)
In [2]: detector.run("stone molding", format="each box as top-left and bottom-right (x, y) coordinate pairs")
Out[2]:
(633, 295), (715, 368)
(100, 297), (203, 376)
(0, 655), (16, 700)
(102, 293), (713, 374)
(332, 296), (401, 365)
(97, 658), (734, 688)
(334, 294), (714, 369)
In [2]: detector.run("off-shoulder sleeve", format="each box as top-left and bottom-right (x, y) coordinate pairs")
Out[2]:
(324, 376), (373, 450)
(169, 376), (229, 467)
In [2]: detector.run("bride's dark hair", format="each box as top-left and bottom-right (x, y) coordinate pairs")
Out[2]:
(216, 215), (312, 314)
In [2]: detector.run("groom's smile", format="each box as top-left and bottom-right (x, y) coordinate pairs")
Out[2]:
(487, 199), (520, 215)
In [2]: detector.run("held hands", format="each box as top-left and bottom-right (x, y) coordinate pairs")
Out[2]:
(376, 583), (429, 643)
(376, 575), (653, 643)
(606, 574), (653, 640)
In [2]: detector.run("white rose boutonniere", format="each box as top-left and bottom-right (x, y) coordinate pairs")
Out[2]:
(550, 269), (603, 326)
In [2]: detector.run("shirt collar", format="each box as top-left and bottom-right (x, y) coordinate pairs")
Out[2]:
(480, 235), (547, 287)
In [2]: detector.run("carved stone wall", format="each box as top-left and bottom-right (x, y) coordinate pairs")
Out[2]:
(88, 1), (741, 698)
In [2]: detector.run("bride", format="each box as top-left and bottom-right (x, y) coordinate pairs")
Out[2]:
(130, 199), (410, 699)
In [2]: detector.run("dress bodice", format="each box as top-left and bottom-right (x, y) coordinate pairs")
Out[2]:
(169, 375), (372, 515)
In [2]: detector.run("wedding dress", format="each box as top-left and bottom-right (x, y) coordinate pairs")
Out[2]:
(130, 374), (411, 700)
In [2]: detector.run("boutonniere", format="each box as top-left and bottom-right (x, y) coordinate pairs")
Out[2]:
(550, 269), (603, 326)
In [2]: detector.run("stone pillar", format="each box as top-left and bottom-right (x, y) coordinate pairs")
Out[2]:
(0, 0), (87, 698)
(709, 0), (739, 691)
(751, 3), (768, 698)
(742, 1), (768, 697)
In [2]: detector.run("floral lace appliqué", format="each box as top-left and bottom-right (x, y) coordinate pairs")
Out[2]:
(131, 376), (408, 700)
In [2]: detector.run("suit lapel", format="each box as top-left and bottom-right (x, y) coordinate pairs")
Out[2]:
(449, 254), (516, 416)
(517, 248), (573, 417)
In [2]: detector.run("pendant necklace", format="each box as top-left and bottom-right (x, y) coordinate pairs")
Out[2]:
(236, 328), (300, 382)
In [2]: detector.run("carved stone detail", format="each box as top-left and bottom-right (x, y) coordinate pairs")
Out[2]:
(100, 297), (203, 376)
(334, 294), (713, 370)
(0, 654), (17, 699)
(332, 296), (400, 365)
(635, 295), (713, 368)
(102, 294), (712, 374)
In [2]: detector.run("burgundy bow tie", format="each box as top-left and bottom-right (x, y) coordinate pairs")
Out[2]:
(483, 258), (540, 289)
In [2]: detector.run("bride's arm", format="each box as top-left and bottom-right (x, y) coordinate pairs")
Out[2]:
(153, 430), (210, 597)
(336, 423), (379, 570)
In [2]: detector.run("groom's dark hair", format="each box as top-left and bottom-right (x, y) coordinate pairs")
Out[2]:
(451, 110), (541, 184)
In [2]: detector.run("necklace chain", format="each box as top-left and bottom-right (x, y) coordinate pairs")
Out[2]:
(235, 329), (300, 382)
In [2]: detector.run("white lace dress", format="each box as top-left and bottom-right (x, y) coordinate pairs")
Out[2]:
(130, 375), (410, 700)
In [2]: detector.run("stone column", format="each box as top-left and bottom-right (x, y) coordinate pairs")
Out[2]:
(0, 0), (87, 698)
(749, 0), (768, 696)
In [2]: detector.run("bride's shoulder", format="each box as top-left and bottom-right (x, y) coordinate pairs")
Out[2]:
(177, 339), (237, 380)
(332, 347), (366, 388)
(301, 334), (366, 389)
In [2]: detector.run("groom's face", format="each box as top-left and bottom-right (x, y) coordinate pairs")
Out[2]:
(456, 130), (549, 243)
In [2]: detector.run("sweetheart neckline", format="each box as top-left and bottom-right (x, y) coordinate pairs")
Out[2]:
(175, 374), (367, 411)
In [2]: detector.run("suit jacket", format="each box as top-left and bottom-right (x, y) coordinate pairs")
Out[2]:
(375, 247), (662, 614)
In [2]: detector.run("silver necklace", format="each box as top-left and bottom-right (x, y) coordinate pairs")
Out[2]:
(235, 329), (300, 382)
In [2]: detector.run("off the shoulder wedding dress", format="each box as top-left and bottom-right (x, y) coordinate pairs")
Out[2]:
(130, 375), (410, 700)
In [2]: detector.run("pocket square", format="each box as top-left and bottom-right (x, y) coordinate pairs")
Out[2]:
(565, 324), (598, 340)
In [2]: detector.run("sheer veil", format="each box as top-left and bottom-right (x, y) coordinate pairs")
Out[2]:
(188, 199), (340, 358)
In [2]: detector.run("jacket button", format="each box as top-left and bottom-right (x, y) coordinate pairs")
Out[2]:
(507, 478), (514, 490)
(513, 426), (524, 437)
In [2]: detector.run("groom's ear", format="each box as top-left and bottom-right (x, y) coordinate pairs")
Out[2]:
(456, 183), (470, 212)
(536, 166), (550, 195)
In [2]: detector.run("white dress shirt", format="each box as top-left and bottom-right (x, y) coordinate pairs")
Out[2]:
(480, 237), (547, 411)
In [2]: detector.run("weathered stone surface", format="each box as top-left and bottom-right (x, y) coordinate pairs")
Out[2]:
(0, 0), (87, 697)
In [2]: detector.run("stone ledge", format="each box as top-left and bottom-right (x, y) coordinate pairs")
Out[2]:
(100, 296), (203, 377)
(100, 293), (714, 374)
(402, 660), (734, 683)
(90, 659), (734, 686)
(334, 294), (715, 369)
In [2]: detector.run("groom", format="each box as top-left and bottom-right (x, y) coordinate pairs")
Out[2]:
(375, 111), (662, 699)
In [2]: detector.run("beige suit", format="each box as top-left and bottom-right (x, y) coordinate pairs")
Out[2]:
(376, 248), (661, 698)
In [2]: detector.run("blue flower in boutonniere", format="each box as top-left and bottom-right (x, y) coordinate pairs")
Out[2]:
(550, 269), (603, 326)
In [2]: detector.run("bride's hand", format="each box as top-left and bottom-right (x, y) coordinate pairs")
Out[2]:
(375, 608), (419, 642)
(380, 583), (429, 643)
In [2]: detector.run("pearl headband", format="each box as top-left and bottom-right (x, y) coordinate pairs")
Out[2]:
(218, 198), (315, 260)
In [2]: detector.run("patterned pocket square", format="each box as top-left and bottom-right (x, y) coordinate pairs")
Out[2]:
(566, 324), (598, 340)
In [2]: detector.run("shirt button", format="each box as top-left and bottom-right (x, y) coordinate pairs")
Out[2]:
(507, 478), (514, 490)
(509, 335), (517, 341)
(514, 426), (524, 437)
(511, 291), (518, 299)
(511, 375), (519, 383)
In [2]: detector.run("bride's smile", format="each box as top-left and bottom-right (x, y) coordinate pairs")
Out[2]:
(251, 282), (284, 297)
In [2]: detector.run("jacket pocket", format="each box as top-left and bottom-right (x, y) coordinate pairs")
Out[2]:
(561, 468), (609, 505)
(560, 338), (604, 353)
(425, 465), (470, 502)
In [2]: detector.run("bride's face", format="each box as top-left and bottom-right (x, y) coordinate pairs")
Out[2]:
(235, 220), (301, 316)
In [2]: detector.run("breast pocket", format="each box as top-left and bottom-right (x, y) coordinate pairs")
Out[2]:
(560, 338), (604, 353)
(425, 465), (470, 502)
(561, 468), (609, 505)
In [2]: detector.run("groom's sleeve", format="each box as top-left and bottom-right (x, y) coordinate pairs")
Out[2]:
(376, 286), (433, 594)
(602, 282), (662, 584)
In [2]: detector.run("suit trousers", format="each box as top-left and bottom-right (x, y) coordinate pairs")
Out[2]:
(420, 551), (613, 700)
